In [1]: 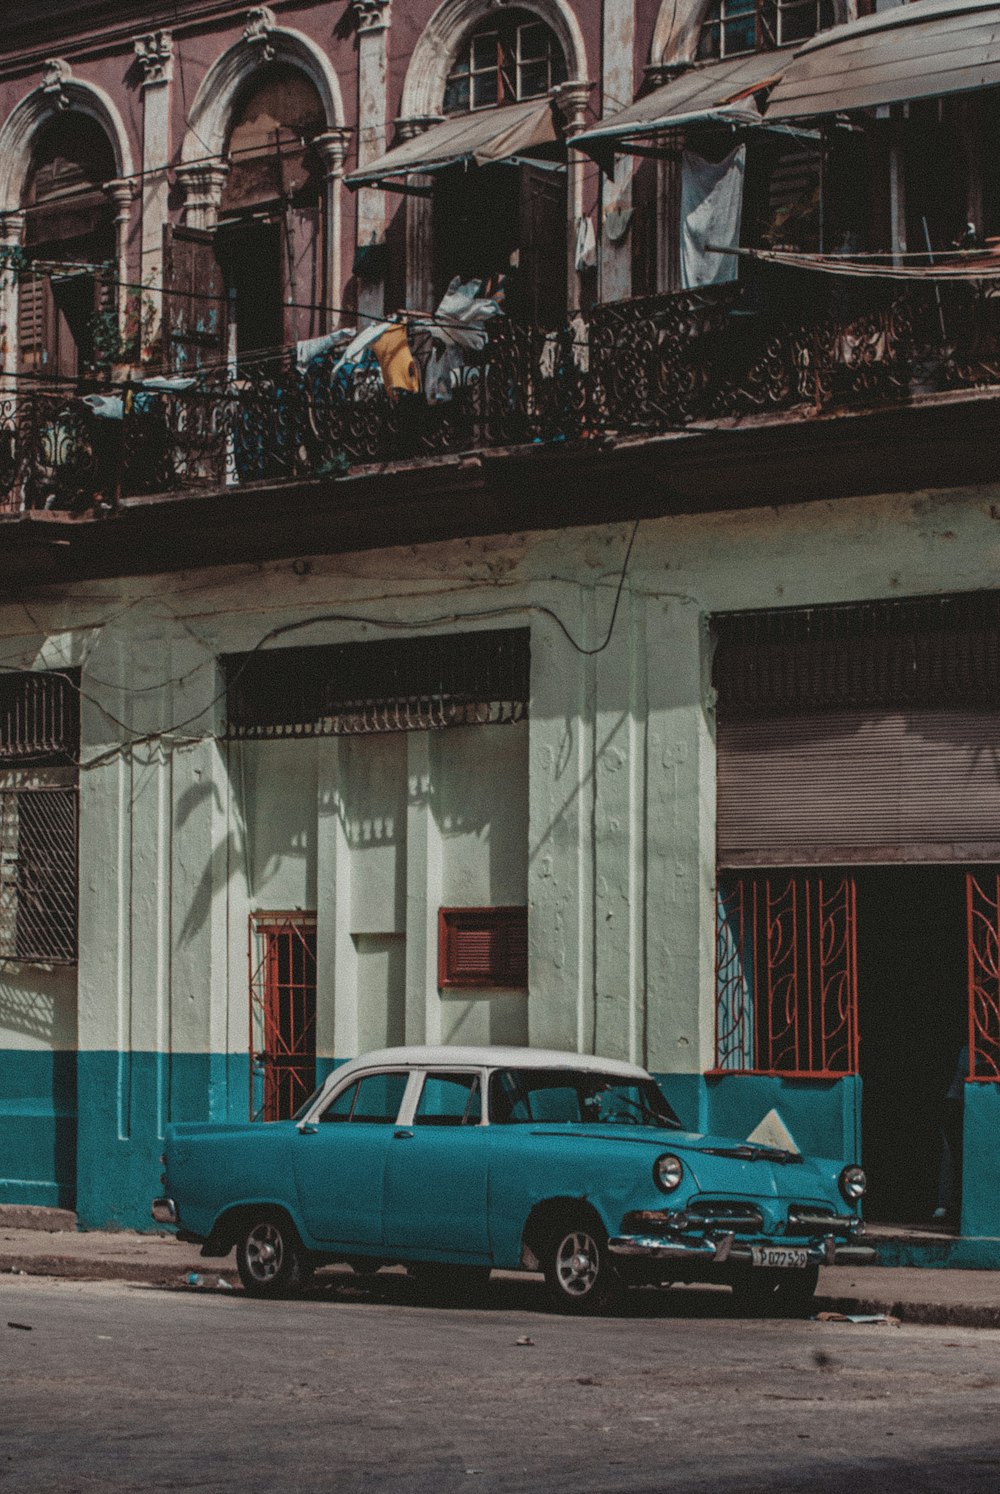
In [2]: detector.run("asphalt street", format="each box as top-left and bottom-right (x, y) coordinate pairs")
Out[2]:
(3, 1272), (1000, 1494)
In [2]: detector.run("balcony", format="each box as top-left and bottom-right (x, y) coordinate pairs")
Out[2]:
(3, 274), (999, 520)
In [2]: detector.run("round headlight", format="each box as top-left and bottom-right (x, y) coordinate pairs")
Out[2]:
(839, 1165), (866, 1202)
(654, 1154), (684, 1193)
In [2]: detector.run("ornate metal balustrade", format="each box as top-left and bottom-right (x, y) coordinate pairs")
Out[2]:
(2, 275), (999, 516)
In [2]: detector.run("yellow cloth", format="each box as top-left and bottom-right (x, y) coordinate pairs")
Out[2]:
(373, 325), (419, 396)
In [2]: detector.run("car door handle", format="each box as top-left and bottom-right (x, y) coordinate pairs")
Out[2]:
(394, 1128), (414, 1140)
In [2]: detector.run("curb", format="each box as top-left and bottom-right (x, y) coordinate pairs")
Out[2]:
(814, 1295), (1000, 1331)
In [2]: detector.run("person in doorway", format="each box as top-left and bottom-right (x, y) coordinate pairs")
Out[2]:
(933, 1042), (968, 1224)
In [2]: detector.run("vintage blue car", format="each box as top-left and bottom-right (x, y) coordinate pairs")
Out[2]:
(152, 1045), (874, 1313)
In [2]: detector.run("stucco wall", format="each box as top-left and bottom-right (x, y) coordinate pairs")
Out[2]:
(1, 480), (999, 1224)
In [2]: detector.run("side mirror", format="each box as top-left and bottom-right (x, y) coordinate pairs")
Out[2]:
(297, 1121), (319, 1135)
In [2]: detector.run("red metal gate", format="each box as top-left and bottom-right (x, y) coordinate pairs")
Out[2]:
(715, 872), (858, 1076)
(966, 872), (1000, 1080)
(249, 912), (317, 1121)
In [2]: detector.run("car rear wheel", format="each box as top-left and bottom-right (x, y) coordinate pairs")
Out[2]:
(542, 1217), (618, 1315)
(236, 1214), (311, 1299)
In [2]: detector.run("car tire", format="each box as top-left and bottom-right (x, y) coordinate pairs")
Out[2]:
(542, 1216), (618, 1315)
(235, 1213), (311, 1299)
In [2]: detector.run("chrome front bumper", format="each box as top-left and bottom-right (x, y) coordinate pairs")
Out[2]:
(151, 1197), (178, 1225)
(608, 1233), (877, 1267)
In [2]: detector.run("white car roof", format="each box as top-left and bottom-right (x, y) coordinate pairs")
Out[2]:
(332, 1045), (652, 1082)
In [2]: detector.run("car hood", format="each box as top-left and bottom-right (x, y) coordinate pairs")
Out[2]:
(526, 1124), (841, 1201)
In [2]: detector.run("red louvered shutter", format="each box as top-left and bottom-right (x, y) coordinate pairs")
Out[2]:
(438, 907), (528, 990)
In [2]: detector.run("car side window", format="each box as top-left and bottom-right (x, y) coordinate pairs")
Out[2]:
(319, 1072), (407, 1124)
(350, 1071), (409, 1124)
(414, 1072), (482, 1126)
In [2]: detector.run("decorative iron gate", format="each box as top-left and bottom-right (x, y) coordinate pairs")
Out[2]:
(966, 872), (1000, 1081)
(248, 912), (318, 1121)
(716, 872), (858, 1076)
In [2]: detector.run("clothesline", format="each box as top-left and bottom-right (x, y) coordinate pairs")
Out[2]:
(708, 244), (1000, 281)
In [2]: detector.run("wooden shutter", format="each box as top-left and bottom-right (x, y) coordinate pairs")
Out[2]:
(438, 907), (528, 990)
(17, 271), (55, 376)
(162, 225), (227, 372)
(718, 708), (1000, 866)
(517, 163), (566, 328)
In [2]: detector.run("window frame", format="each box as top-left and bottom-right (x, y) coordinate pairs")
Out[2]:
(411, 1068), (486, 1127)
(315, 1066), (415, 1126)
(696, 0), (834, 60)
(438, 905), (529, 991)
(443, 9), (567, 114)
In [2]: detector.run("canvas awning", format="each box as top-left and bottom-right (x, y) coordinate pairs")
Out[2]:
(571, 55), (785, 172)
(345, 99), (561, 190)
(767, 0), (1000, 120)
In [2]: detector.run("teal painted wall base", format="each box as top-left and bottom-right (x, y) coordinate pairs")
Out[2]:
(653, 1072), (862, 1165)
(871, 1237), (1000, 1269)
(0, 1050), (76, 1210)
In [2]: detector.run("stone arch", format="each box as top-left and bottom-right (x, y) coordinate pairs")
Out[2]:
(179, 25), (346, 165)
(0, 70), (134, 217)
(399, 0), (588, 121)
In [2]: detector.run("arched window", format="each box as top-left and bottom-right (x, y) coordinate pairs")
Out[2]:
(20, 113), (117, 377)
(443, 8), (567, 113)
(696, 0), (835, 60)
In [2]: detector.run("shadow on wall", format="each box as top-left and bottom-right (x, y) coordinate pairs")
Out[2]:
(0, 965), (77, 1046)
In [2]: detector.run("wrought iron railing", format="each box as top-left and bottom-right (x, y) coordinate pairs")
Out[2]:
(3, 276), (1000, 516)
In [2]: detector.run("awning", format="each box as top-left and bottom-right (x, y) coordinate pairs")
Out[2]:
(571, 55), (785, 173)
(767, 0), (1000, 120)
(345, 99), (560, 190)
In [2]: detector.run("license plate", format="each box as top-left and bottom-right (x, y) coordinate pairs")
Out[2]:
(750, 1246), (810, 1269)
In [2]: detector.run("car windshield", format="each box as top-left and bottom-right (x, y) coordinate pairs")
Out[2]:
(489, 1068), (681, 1128)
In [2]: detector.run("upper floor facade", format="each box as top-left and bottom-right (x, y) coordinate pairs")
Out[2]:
(0, 0), (997, 564)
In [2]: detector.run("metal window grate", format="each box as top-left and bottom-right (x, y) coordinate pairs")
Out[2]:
(967, 872), (1000, 1081)
(249, 912), (318, 1121)
(0, 670), (80, 764)
(225, 630), (529, 740)
(0, 786), (79, 963)
(713, 594), (1000, 716)
(715, 872), (858, 1076)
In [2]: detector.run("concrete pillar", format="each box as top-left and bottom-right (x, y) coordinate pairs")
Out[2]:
(404, 731), (443, 1045)
(552, 80), (594, 312)
(175, 163), (229, 232)
(133, 31), (173, 352)
(313, 129), (353, 326)
(351, 0), (391, 321)
(600, 0), (635, 303)
(103, 179), (136, 343)
(0, 210), (26, 387)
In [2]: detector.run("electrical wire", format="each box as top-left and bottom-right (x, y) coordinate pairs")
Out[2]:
(0, 520), (643, 760)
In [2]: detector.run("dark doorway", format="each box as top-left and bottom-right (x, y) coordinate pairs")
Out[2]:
(855, 866), (967, 1224)
(215, 219), (284, 361)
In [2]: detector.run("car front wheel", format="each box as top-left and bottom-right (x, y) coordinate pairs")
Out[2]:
(542, 1218), (617, 1315)
(236, 1214), (311, 1299)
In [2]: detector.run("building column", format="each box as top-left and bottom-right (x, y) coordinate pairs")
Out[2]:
(0, 210), (26, 386)
(600, 0), (635, 303)
(103, 179), (136, 343)
(174, 163), (229, 231)
(133, 31), (173, 354)
(351, 0), (391, 321)
(313, 128), (353, 327)
(395, 114), (441, 312)
(552, 80), (594, 313)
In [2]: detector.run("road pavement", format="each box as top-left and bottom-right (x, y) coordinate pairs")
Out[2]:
(3, 1273), (1000, 1493)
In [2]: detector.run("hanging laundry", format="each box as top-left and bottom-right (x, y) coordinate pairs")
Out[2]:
(372, 324), (419, 396)
(575, 215), (597, 272)
(681, 145), (745, 289)
(418, 277), (505, 405)
(295, 329), (354, 370)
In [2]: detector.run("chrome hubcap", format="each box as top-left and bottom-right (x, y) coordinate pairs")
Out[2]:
(246, 1222), (283, 1282)
(556, 1231), (599, 1297)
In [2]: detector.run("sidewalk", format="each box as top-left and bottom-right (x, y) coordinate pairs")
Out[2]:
(2, 1207), (999, 1326)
